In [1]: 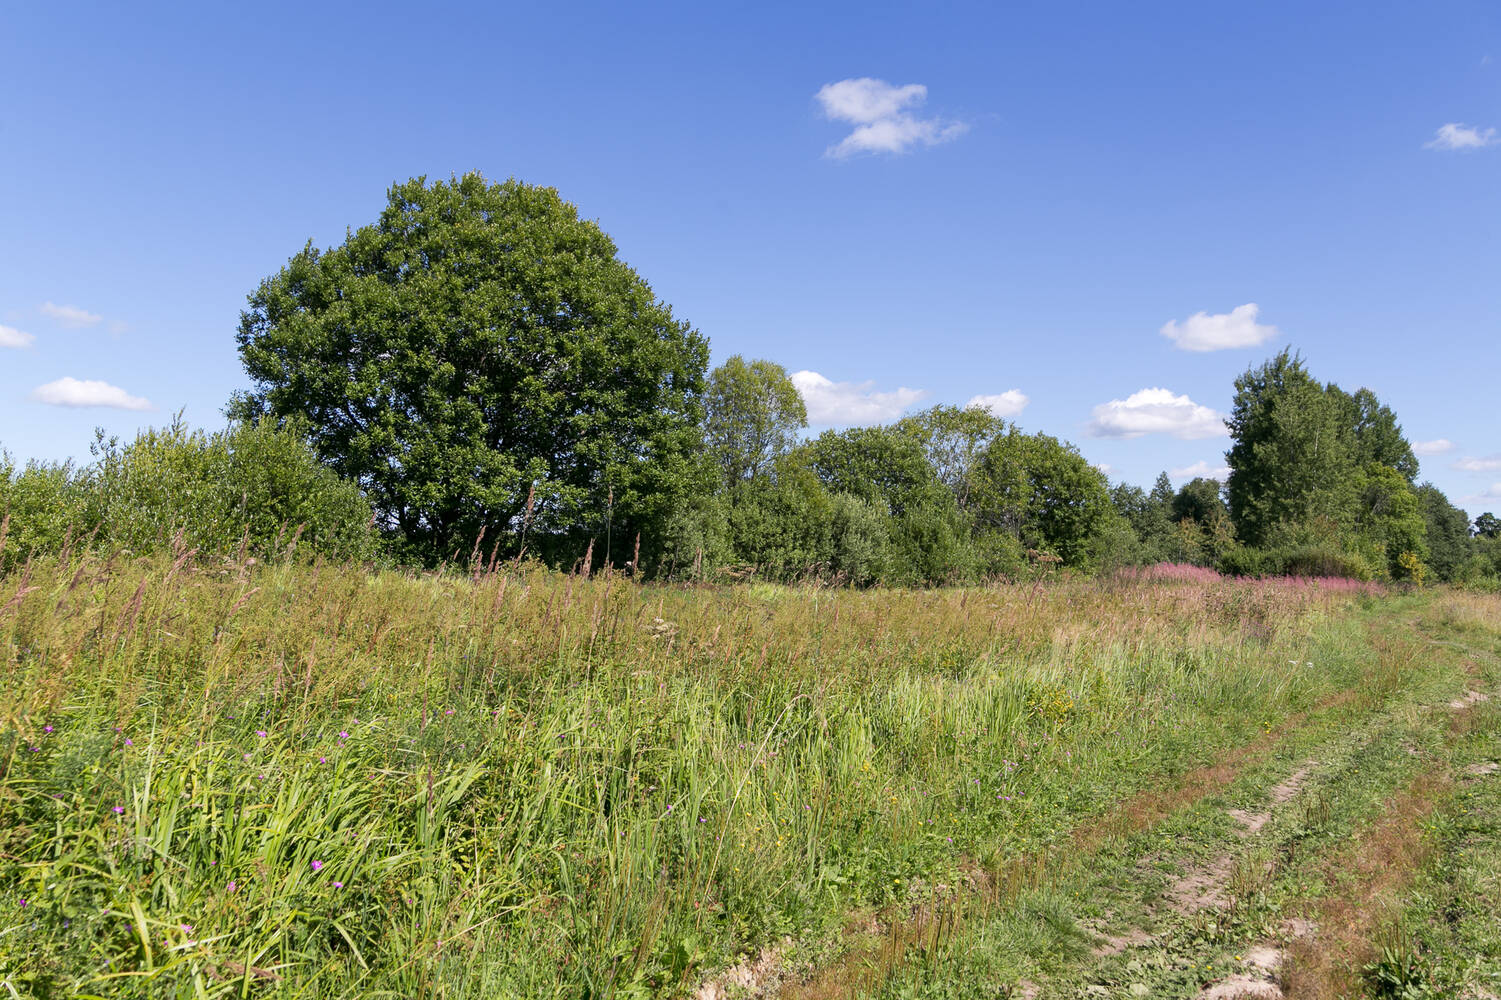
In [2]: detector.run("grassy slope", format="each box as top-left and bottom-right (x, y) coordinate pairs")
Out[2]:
(0, 554), (1492, 998)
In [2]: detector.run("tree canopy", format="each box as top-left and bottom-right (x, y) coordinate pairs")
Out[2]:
(702, 356), (806, 488)
(231, 174), (709, 564)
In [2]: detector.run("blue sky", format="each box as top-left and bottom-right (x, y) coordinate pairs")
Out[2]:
(3, 1), (1499, 514)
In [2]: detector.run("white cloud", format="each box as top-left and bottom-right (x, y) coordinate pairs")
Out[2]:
(0, 324), (34, 348)
(791, 370), (926, 425)
(1087, 388), (1228, 440)
(1426, 123), (1498, 151)
(30, 377), (153, 411)
(1412, 438), (1454, 456)
(965, 390), (1029, 418)
(40, 301), (103, 327)
(1159, 303), (1278, 352)
(1170, 460), (1233, 481)
(1455, 454), (1501, 472)
(816, 77), (968, 158)
(1094, 463), (1114, 475)
(1462, 483), (1501, 503)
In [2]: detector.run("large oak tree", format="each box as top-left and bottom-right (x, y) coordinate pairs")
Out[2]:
(231, 174), (709, 564)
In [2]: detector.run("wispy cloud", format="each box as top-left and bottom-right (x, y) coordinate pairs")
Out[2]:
(1455, 454), (1501, 472)
(1170, 460), (1232, 481)
(1160, 303), (1278, 352)
(0, 324), (35, 349)
(965, 390), (1029, 418)
(40, 301), (103, 327)
(791, 370), (926, 425)
(816, 78), (967, 158)
(31, 377), (153, 411)
(1412, 438), (1454, 456)
(1462, 483), (1501, 503)
(1088, 388), (1228, 440)
(1426, 123), (1498, 151)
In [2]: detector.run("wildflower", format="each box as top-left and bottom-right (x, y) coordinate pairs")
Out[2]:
(44, 725), (53, 733)
(113, 806), (125, 814)
(311, 860), (323, 871)
(332, 881), (344, 889)
(227, 881), (237, 892)
(338, 731), (349, 740)
(256, 730), (267, 738)
(319, 756), (327, 764)
(123, 739), (133, 746)
(180, 923), (193, 932)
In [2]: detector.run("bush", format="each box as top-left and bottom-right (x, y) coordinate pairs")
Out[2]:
(0, 454), (94, 570)
(2, 419), (374, 568)
(827, 493), (889, 586)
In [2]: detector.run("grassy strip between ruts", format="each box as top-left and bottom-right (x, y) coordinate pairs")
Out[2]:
(0, 554), (1489, 998)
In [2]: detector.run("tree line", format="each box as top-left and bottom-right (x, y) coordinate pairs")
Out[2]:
(3, 174), (1498, 585)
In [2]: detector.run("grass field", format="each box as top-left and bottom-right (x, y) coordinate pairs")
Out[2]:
(1, 552), (1497, 999)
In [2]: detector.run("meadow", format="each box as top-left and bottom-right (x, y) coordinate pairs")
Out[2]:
(2, 548), (1497, 999)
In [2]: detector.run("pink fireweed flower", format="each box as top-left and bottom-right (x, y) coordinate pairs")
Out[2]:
(310, 860), (323, 871)
(44, 725), (53, 733)
(338, 731), (349, 740)
(256, 730), (267, 738)
(123, 739), (133, 746)
(332, 881), (344, 889)
(319, 756), (327, 764)
(113, 806), (125, 814)
(227, 881), (237, 892)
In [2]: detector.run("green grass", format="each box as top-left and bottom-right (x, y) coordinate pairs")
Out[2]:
(0, 553), (1488, 998)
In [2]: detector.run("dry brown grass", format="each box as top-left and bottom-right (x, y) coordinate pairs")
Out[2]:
(1282, 768), (1449, 1000)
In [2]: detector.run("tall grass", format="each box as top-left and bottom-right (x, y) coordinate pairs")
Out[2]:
(1, 552), (1392, 997)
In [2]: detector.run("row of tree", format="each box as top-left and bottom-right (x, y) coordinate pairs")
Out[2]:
(4, 174), (1498, 585)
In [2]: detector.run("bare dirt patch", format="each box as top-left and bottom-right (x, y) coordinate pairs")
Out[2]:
(1171, 761), (1316, 912)
(696, 945), (784, 1000)
(1086, 922), (1153, 956)
(1464, 761), (1499, 778)
(1449, 690), (1490, 710)
(1228, 763), (1313, 836)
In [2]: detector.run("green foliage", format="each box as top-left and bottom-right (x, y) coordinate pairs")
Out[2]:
(1475, 512), (1500, 539)
(0, 454), (91, 570)
(969, 429), (1111, 568)
(1416, 485), (1474, 582)
(1, 421), (373, 566)
(895, 404), (1010, 510)
(703, 356), (806, 488)
(231, 173), (709, 567)
(1226, 350), (1357, 547)
(723, 464), (838, 580)
(1352, 463), (1428, 581)
(1328, 384), (1419, 481)
(827, 492), (890, 585)
(90, 418), (375, 560)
